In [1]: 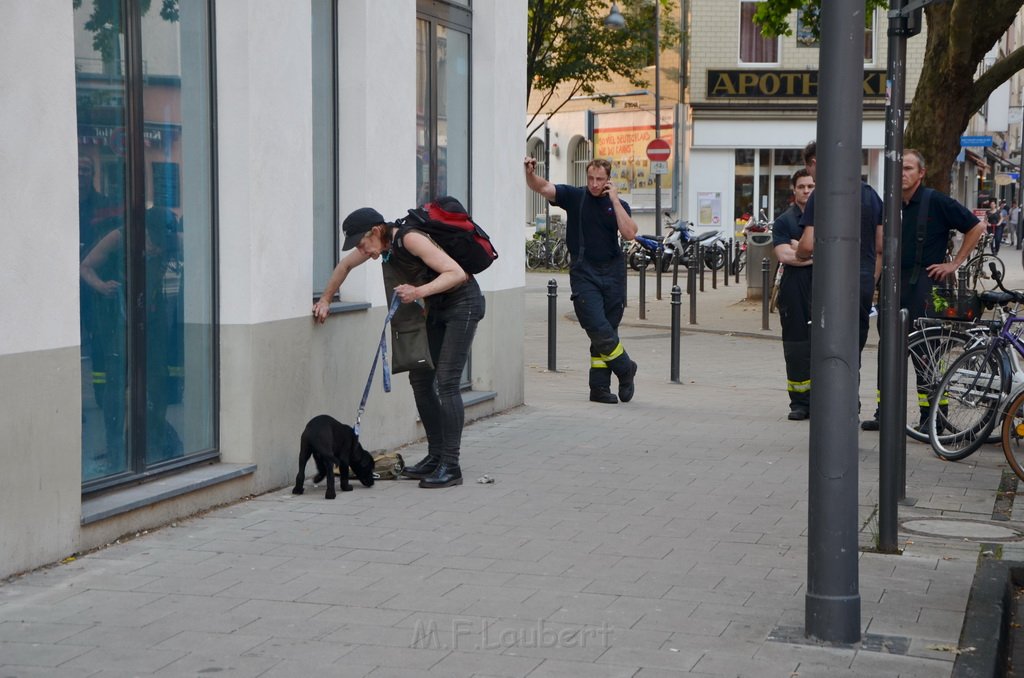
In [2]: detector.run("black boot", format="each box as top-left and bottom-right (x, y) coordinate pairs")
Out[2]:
(589, 388), (618, 404)
(419, 462), (463, 488)
(589, 364), (617, 404)
(402, 454), (439, 479)
(606, 354), (637, 403)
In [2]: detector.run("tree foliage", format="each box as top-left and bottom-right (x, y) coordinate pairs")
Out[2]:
(527, 0), (680, 135)
(73, 0), (179, 64)
(754, 0), (1024, 195)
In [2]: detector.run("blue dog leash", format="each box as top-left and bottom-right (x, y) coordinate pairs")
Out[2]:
(354, 292), (402, 437)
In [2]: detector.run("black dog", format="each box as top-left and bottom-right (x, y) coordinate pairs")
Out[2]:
(292, 415), (375, 499)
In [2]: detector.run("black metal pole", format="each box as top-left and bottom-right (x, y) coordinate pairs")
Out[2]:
(805, 0), (864, 644)
(547, 279), (558, 372)
(623, 248), (629, 308)
(712, 252), (718, 289)
(761, 257), (770, 331)
(724, 241), (730, 287)
(878, 0), (910, 554)
(879, 0), (909, 522)
(699, 244), (705, 292)
(670, 285), (681, 383)
(735, 240), (741, 284)
(656, 250), (663, 300)
(688, 263), (697, 325)
(672, 252), (681, 288)
(639, 255), (647, 320)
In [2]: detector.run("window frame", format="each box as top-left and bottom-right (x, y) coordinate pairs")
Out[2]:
(312, 0), (340, 298)
(738, 0), (780, 66)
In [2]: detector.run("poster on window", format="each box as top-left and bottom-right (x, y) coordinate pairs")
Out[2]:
(697, 191), (723, 228)
(593, 110), (675, 211)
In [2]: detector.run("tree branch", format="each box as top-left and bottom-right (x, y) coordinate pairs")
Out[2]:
(969, 44), (1024, 113)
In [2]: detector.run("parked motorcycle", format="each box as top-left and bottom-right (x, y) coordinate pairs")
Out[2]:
(626, 219), (726, 272)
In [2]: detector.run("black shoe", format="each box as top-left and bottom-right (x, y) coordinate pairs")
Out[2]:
(402, 455), (439, 479)
(861, 418), (879, 431)
(589, 389), (618, 404)
(418, 463), (463, 488)
(618, 361), (638, 403)
(788, 409), (809, 421)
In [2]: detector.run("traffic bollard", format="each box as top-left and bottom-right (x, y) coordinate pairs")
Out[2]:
(688, 263), (697, 325)
(671, 252), (681, 289)
(734, 240), (741, 284)
(670, 285), (682, 383)
(656, 251), (663, 301)
(638, 255), (647, 320)
(712, 253), (718, 289)
(724, 242), (730, 287)
(547, 279), (558, 372)
(761, 257), (770, 331)
(699, 244), (705, 292)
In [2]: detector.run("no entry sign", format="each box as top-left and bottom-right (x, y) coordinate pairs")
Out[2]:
(646, 138), (671, 162)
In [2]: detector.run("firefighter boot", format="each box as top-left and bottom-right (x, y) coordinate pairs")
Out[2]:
(589, 357), (617, 404)
(607, 353), (638, 403)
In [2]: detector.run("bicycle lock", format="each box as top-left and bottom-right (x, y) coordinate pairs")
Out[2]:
(761, 257), (770, 331)
(546, 279), (558, 372)
(670, 285), (682, 383)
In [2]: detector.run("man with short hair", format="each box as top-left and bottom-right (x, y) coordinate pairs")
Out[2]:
(773, 168), (815, 420)
(524, 156), (640, 404)
(860, 149), (983, 431)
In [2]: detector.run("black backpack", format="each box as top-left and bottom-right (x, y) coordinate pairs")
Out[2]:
(398, 196), (498, 274)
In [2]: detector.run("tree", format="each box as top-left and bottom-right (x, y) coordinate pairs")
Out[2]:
(754, 0), (1024, 195)
(73, 0), (179, 64)
(527, 0), (680, 138)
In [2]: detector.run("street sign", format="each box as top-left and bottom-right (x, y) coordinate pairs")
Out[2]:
(646, 138), (671, 162)
(960, 135), (993, 148)
(651, 161), (668, 175)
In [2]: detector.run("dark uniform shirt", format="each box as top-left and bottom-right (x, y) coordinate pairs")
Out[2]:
(900, 186), (979, 271)
(800, 182), (884, 273)
(552, 184), (630, 263)
(772, 203), (805, 259)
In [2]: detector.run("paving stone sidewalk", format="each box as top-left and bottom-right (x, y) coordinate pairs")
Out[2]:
(1, 266), (1022, 677)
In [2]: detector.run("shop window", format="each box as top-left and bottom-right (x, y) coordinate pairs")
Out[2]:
(312, 0), (338, 295)
(739, 1), (778, 65)
(75, 0), (216, 490)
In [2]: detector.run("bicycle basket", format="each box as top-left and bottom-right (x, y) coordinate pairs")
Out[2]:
(924, 287), (982, 321)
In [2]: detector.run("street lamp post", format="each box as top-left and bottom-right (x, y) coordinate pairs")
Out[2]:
(606, 1), (663, 237)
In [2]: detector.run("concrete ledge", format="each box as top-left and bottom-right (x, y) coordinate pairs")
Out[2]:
(952, 559), (1022, 678)
(81, 463), (257, 525)
(463, 390), (497, 408)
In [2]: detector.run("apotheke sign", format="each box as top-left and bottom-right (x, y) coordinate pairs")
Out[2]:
(707, 69), (887, 99)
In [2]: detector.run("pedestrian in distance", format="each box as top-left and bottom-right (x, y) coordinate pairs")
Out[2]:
(986, 199), (1004, 255)
(860, 149), (983, 431)
(312, 207), (486, 488)
(1011, 200), (1022, 249)
(523, 156), (640, 404)
(773, 168), (815, 421)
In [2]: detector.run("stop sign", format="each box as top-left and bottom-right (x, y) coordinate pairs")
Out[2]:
(646, 138), (670, 162)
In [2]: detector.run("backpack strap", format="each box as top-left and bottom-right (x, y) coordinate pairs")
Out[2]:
(909, 187), (932, 285)
(354, 292), (401, 437)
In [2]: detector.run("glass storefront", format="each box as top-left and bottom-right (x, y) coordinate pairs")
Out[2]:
(75, 0), (216, 488)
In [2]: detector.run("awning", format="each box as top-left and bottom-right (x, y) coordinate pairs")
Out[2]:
(984, 147), (1019, 171)
(965, 149), (988, 170)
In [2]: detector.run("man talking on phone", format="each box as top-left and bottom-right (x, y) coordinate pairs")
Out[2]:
(524, 156), (640, 404)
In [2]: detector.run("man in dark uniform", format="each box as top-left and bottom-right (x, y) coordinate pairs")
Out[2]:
(796, 141), (884, 359)
(859, 148), (983, 431)
(524, 156), (640, 404)
(773, 168), (815, 420)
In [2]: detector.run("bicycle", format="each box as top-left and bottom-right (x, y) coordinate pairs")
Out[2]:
(525, 227), (569, 271)
(926, 274), (1024, 461)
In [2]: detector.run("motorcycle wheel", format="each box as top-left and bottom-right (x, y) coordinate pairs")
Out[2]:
(704, 246), (726, 271)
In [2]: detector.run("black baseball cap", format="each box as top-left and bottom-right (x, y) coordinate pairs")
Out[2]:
(341, 207), (386, 250)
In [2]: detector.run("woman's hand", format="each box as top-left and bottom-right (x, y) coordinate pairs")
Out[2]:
(312, 298), (331, 324)
(394, 284), (421, 304)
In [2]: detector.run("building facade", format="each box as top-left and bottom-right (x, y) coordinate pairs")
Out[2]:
(1, 0), (526, 579)
(528, 1), (1009, 235)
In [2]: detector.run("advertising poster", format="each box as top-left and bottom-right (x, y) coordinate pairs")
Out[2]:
(697, 191), (723, 228)
(593, 110), (675, 211)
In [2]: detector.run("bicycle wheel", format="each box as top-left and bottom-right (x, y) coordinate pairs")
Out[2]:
(904, 325), (973, 443)
(552, 241), (570, 269)
(966, 253), (1005, 291)
(731, 250), (746, 275)
(928, 346), (1005, 461)
(1002, 389), (1024, 481)
(525, 240), (544, 270)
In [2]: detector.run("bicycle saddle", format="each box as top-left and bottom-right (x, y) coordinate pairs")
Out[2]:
(978, 290), (1024, 307)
